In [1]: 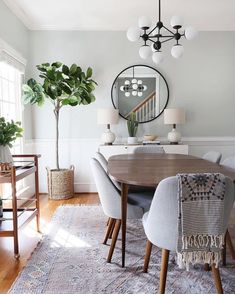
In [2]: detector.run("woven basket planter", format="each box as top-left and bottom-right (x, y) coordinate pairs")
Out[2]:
(47, 166), (74, 200)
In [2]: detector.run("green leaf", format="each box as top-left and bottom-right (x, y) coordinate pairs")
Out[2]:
(86, 67), (92, 79)
(70, 64), (77, 75)
(62, 65), (69, 75)
(52, 62), (62, 68)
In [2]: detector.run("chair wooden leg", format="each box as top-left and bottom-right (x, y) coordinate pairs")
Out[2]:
(212, 264), (223, 294)
(109, 219), (116, 239)
(143, 240), (152, 273)
(222, 231), (227, 266)
(107, 217), (110, 226)
(103, 218), (115, 245)
(226, 230), (235, 259)
(107, 220), (121, 263)
(159, 249), (170, 294)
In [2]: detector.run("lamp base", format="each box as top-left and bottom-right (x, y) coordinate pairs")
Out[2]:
(167, 128), (181, 144)
(101, 129), (116, 145)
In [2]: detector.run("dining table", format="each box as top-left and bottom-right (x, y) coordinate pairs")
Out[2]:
(107, 153), (235, 268)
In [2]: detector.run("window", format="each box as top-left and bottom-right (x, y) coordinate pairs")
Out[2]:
(0, 39), (26, 154)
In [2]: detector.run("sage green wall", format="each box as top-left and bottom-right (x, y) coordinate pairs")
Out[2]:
(27, 31), (235, 140)
(0, 1), (28, 58)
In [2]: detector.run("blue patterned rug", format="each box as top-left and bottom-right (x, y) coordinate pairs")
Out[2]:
(9, 205), (235, 294)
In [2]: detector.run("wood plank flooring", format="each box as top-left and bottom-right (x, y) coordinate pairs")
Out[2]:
(0, 193), (99, 293)
(0, 193), (234, 293)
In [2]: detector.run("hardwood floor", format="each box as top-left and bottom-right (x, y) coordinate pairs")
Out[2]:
(0, 193), (99, 293)
(0, 194), (234, 293)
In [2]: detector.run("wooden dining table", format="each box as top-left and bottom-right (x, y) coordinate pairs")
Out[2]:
(107, 153), (235, 267)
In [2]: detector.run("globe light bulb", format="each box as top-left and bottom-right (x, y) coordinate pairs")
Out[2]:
(132, 91), (137, 96)
(138, 16), (152, 29)
(138, 92), (143, 97)
(131, 78), (137, 84)
(143, 85), (147, 91)
(132, 83), (138, 90)
(120, 86), (124, 91)
(152, 51), (164, 64)
(170, 15), (184, 28)
(125, 92), (130, 97)
(137, 80), (142, 85)
(171, 45), (184, 58)
(127, 26), (141, 42)
(124, 80), (130, 85)
(139, 45), (152, 59)
(185, 26), (198, 40)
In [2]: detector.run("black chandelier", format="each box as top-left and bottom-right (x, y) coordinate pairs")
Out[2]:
(120, 66), (147, 97)
(127, 0), (197, 64)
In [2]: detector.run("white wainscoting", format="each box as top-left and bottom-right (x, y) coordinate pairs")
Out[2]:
(24, 137), (235, 193)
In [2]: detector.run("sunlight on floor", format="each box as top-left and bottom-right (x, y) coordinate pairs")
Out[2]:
(50, 228), (91, 248)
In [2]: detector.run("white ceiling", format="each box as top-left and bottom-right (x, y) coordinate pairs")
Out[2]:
(3, 0), (235, 31)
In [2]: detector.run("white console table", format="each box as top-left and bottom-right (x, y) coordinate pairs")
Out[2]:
(99, 144), (189, 160)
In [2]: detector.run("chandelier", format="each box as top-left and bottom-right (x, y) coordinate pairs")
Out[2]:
(126, 0), (198, 64)
(120, 67), (147, 97)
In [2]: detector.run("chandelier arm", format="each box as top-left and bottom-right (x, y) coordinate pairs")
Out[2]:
(147, 25), (158, 36)
(161, 37), (175, 44)
(163, 25), (175, 35)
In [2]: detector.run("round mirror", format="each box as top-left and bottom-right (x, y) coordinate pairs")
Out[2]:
(111, 65), (169, 123)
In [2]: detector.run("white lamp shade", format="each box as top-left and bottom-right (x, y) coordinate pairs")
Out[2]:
(138, 92), (143, 97)
(170, 15), (184, 28)
(131, 78), (137, 84)
(152, 51), (164, 64)
(124, 80), (130, 85)
(132, 91), (137, 96)
(185, 26), (198, 40)
(137, 80), (142, 85)
(132, 83), (138, 90)
(171, 45), (184, 58)
(125, 92), (130, 97)
(139, 45), (152, 59)
(164, 108), (185, 125)
(127, 26), (141, 42)
(138, 16), (152, 29)
(97, 109), (119, 125)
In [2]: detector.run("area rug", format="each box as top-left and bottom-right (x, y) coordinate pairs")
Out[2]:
(9, 205), (235, 294)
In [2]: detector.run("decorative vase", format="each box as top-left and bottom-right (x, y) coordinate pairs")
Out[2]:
(167, 128), (181, 144)
(127, 137), (138, 144)
(0, 145), (13, 163)
(47, 166), (74, 200)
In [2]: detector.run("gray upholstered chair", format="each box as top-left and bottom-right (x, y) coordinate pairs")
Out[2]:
(203, 151), (222, 163)
(220, 156), (235, 263)
(94, 151), (121, 190)
(90, 157), (154, 262)
(133, 145), (165, 154)
(142, 176), (234, 294)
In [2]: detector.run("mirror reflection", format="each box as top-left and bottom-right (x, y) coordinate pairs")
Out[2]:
(111, 65), (169, 123)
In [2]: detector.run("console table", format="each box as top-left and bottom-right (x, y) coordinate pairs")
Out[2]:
(99, 143), (188, 159)
(0, 154), (41, 259)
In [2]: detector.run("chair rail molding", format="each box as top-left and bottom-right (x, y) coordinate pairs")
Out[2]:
(24, 137), (235, 193)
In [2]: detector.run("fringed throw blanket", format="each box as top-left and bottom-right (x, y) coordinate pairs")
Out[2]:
(177, 173), (226, 270)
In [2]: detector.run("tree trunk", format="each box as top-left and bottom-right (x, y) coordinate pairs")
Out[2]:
(54, 107), (60, 170)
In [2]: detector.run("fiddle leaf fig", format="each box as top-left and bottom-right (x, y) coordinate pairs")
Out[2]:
(22, 62), (97, 169)
(0, 117), (23, 147)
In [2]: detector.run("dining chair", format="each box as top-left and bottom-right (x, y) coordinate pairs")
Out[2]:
(203, 151), (222, 163)
(142, 175), (234, 294)
(133, 145), (165, 154)
(220, 156), (235, 263)
(90, 157), (154, 263)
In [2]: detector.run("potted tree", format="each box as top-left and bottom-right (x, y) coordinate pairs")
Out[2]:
(127, 112), (138, 144)
(22, 62), (97, 199)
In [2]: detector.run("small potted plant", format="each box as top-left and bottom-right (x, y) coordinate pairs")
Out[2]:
(22, 62), (97, 200)
(0, 117), (23, 163)
(127, 112), (138, 144)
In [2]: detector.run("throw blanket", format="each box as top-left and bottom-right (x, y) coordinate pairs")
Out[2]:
(177, 173), (226, 270)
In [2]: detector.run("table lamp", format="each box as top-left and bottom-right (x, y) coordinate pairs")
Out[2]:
(164, 108), (185, 144)
(97, 108), (119, 145)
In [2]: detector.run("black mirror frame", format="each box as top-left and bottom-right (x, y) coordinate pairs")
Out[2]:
(111, 64), (169, 124)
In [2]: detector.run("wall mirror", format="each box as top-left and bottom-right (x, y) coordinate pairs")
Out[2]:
(111, 65), (169, 123)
